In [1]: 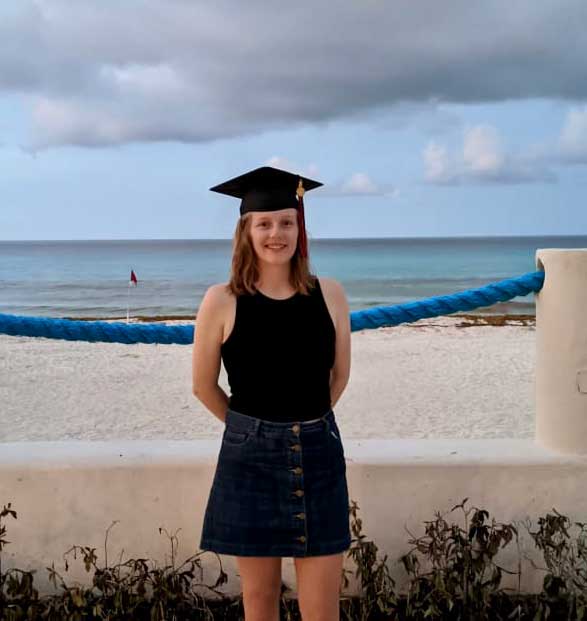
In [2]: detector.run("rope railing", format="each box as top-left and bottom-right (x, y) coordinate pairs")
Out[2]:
(350, 270), (543, 331)
(0, 270), (544, 345)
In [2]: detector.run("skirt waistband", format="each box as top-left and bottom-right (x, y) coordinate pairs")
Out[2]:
(225, 407), (334, 434)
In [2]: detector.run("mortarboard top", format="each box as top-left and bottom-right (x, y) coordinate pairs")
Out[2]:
(209, 166), (322, 216)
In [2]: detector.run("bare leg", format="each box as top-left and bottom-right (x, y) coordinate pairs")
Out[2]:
(235, 556), (283, 621)
(294, 552), (344, 621)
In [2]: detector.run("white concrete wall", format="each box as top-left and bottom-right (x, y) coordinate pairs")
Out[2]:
(2, 440), (587, 598)
(535, 249), (587, 454)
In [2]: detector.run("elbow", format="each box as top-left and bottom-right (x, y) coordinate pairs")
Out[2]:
(192, 375), (204, 396)
(330, 369), (350, 389)
(193, 383), (211, 398)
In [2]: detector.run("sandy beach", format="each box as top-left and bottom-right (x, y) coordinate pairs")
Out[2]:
(0, 314), (536, 442)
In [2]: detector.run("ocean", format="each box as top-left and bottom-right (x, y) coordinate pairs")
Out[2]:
(1, 236), (585, 319)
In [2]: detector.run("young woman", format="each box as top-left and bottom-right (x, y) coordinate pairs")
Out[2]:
(192, 166), (351, 620)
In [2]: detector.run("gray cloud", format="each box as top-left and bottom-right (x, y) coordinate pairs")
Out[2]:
(2, 0), (587, 148)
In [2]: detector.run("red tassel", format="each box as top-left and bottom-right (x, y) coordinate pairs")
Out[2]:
(297, 195), (308, 258)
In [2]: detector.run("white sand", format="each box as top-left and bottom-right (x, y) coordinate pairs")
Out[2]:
(0, 316), (536, 442)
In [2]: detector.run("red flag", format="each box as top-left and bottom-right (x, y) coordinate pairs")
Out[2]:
(130, 269), (138, 285)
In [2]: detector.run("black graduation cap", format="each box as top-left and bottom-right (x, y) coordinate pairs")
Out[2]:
(209, 166), (323, 258)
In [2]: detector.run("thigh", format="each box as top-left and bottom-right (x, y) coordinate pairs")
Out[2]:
(235, 556), (283, 615)
(294, 552), (344, 620)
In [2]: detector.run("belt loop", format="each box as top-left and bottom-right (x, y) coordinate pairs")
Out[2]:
(253, 417), (261, 437)
(320, 408), (331, 421)
(322, 411), (332, 434)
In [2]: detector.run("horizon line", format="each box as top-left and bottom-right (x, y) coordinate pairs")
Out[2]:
(2, 233), (587, 243)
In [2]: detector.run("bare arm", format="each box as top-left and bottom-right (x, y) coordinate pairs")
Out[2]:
(328, 280), (351, 408)
(192, 284), (230, 423)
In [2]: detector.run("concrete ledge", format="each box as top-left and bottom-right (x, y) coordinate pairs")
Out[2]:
(2, 439), (587, 597)
(3, 438), (587, 467)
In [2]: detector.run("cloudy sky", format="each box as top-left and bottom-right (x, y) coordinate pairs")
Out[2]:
(1, 0), (587, 240)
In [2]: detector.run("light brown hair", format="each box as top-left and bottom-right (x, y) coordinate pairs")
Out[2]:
(225, 213), (317, 297)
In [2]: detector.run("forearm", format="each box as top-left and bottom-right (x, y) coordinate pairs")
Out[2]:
(330, 372), (349, 409)
(193, 385), (230, 423)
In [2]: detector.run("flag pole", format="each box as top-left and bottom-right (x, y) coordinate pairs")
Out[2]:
(127, 269), (138, 323)
(126, 279), (131, 323)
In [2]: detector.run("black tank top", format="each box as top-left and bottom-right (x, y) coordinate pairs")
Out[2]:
(221, 276), (336, 422)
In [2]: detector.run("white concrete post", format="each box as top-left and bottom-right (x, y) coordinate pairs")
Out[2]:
(535, 249), (587, 454)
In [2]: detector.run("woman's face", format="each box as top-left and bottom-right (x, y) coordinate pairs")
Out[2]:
(248, 208), (299, 264)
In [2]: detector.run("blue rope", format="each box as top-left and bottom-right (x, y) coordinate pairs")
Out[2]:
(350, 269), (543, 331)
(0, 270), (544, 344)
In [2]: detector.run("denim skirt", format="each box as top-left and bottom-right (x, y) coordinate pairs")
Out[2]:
(199, 407), (351, 557)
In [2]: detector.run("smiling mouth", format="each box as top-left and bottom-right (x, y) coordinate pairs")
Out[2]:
(266, 245), (286, 250)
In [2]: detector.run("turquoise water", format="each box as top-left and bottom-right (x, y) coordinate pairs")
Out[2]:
(1, 236), (584, 318)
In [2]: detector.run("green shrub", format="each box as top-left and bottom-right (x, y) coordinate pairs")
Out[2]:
(2, 499), (587, 620)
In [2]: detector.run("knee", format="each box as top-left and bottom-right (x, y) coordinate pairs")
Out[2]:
(241, 583), (281, 619)
(298, 593), (340, 621)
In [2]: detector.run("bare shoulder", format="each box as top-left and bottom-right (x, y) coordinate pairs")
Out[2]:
(198, 282), (237, 344)
(206, 282), (234, 304)
(316, 277), (349, 327)
(196, 282), (233, 319)
(317, 276), (346, 301)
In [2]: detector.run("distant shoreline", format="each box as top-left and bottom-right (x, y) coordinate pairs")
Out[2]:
(56, 311), (536, 328)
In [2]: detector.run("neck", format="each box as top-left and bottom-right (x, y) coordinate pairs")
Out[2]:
(255, 261), (293, 293)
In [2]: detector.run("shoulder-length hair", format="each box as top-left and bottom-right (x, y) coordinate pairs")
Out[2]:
(225, 212), (317, 297)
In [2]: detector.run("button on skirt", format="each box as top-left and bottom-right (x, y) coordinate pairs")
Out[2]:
(199, 407), (351, 557)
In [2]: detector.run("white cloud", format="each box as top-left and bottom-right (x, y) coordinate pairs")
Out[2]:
(558, 105), (587, 163)
(264, 156), (319, 178)
(264, 158), (396, 197)
(424, 142), (455, 184)
(322, 173), (396, 197)
(341, 173), (379, 195)
(463, 125), (504, 174)
(423, 124), (556, 185)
